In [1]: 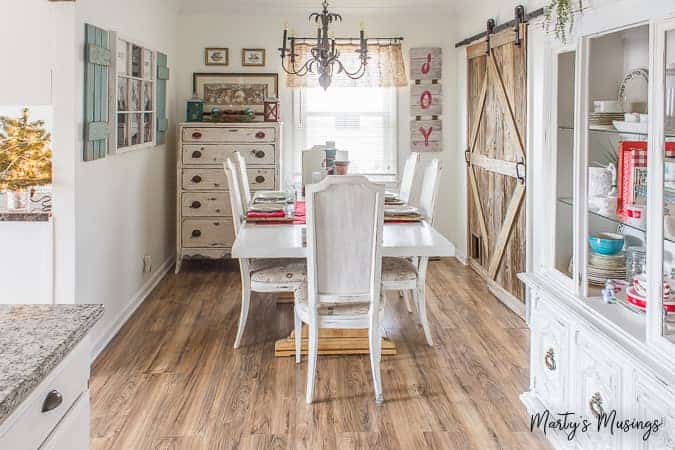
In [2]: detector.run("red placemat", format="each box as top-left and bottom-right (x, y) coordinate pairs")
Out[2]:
(256, 201), (306, 225)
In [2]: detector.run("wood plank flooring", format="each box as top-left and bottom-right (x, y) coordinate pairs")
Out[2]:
(90, 258), (551, 450)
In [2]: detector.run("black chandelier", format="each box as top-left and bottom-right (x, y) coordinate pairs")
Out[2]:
(278, 1), (372, 90)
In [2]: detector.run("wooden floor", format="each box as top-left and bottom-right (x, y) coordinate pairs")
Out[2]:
(90, 258), (551, 450)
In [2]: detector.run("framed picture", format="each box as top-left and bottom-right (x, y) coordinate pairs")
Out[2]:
(192, 73), (278, 119)
(242, 48), (266, 67)
(205, 48), (229, 66)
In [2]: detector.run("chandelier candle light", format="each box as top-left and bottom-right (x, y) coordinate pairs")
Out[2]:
(279, 0), (402, 89)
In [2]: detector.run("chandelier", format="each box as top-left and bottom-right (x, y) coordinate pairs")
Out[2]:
(279, 0), (369, 90)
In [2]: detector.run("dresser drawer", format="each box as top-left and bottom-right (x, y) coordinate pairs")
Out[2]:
(247, 168), (275, 190)
(182, 218), (234, 248)
(40, 391), (89, 450)
(182, 126), (276, 143)
(182, 168), (227, 190)
(182, 192), (231, 217)
(183, 144), (275, 166)
(0, 339), (88, 450)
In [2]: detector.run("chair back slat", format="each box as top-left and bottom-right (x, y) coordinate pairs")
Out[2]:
(305, 176), (384, 309)
(224, 158), (245, 235)
(234, 152), (252, 210)
(412, 159), (442, 225)
(399, 153), (419, 203)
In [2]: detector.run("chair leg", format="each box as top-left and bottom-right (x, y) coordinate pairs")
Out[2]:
(368, 310), (384, 404)
(234, 279), (251, 348)
(294, 308), (302, 364)
(411, 288), (421, 324)
(417, 282), (433, 346)
(306, 317), (319, 404)
(402, 290), (413, 313)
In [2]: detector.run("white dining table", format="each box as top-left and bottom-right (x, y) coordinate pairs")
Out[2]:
(231, 221), (455, 259)
(231, 220), (454, 357)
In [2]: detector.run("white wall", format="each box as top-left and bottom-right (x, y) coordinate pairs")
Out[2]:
(73, 0), (179, 353)
(175, 9), (460, 247)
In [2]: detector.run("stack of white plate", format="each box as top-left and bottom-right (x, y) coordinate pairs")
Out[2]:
(589, 112), (625, 127)
(587, 252), (627, 286)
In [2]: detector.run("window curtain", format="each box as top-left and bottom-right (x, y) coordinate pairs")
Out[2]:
(286, 42), (407, 88)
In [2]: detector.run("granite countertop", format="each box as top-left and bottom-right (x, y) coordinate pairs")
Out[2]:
(0, 304), (103, 426)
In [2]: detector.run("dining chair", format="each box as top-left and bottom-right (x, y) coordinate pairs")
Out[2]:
(295, 175), (386, 404)
(224, 158), (306, 348)
(234, 152), (252, 211)
(398, 152), (419, 203)
(382, 159), (442, 346)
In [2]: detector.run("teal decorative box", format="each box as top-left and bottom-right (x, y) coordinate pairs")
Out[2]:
(186, 93), (203, 122)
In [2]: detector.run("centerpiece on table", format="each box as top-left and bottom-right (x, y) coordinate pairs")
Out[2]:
(0, 107), (52, 211)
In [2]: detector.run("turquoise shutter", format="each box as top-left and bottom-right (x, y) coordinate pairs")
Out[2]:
(156, 52), (169, 145)
(83, 24), (111, 161)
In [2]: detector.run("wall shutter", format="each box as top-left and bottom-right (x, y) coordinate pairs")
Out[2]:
(83, 24), (111, 161)
(156, 52), (169, 145)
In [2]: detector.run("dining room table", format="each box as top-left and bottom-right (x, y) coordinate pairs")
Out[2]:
(231, 214), (455, 357)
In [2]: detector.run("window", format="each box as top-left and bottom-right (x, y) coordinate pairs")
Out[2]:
(114, 37), (155, 152)
(291, 87), (397, 183)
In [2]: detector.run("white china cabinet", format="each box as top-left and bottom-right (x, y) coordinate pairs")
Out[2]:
(521, 2), (675, 449)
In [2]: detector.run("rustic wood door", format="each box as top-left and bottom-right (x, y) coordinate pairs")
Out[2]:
(466, 24), (527, 315)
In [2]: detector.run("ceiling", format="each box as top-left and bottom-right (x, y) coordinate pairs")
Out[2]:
(177, 0), (459, 15)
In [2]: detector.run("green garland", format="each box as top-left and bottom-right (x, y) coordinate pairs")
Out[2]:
(544, 0), (583, 44)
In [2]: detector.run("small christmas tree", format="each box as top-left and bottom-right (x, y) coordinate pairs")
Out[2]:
(0, 107), (52, 192)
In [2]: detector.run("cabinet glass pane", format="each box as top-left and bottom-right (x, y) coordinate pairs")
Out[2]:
(143, 81), (153, 112)
(585, 25), (649, 340)
(130, 80), (141, 112)
(131, 45), (142, 78)
(117, 113), (128, 148)
(663, 30), (675, 341)
(555, 51), (575, 277)
(130, 114), (141, 146)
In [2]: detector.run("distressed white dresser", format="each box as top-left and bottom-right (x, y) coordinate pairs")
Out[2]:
(176, 122), (281, 273)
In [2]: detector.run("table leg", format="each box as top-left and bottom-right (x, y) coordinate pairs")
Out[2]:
(274, 325), (397, 357)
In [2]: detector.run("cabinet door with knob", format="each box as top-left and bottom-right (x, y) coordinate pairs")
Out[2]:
(181, 192), (230, 217)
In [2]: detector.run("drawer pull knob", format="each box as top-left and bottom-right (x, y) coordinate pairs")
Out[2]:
(255, 131), (266, 139)
(544, 348), (556, 371)
(589, 392), (604, 418)
(255, 175), (265, 183)
(191, 201), (201, 209)
(42, 390), (63, 413)
(228, 129), (238, 132)
(192, 229), (202, 238)
(192, 175), (202, 183)
(192, 150), (202, 158)
(253, 150), (266, 158)
(191, 131), (202, 139)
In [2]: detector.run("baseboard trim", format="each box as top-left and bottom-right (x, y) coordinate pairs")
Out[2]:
(454, 247), (468, 265)
(91, 254), (175, 360)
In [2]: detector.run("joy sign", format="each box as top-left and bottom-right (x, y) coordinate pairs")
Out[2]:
(410, 120), (442, 152)
(410, 83), (442, 116)
(410, 48), (442, 80)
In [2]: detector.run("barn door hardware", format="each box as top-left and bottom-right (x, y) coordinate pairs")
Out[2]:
(515, 159), (526, 184)
(485, 19), (496, 54)
(464, 149), (471, 166)
(454, 5), (543, 48)
(514, 5), (525, 46)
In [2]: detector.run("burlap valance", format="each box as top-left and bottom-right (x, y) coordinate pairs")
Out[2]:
(286, 42), (407, 88)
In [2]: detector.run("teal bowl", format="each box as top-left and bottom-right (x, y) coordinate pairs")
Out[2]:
(588, 232), (624, 255)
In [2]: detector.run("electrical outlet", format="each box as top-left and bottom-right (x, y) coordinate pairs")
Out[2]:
(143, 255), (152, 273)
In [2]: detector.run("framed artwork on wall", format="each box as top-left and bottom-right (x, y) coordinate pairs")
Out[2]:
(242, 48), (266, 67)
(205, 48), (229, 66)
(192, 73), (278, 120)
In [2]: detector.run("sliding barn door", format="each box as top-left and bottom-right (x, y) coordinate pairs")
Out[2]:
(466, 24), (527, 315)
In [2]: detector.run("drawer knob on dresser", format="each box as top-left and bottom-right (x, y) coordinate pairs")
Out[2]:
(191, 131), (202, 139)
(544, 348), (556, 371)
(41, 390), (63, 413)
(192, 150), (202, 158)
(253, 150), (266, 158)
(255, 131), (266, 139)
(192, 175), (202, 183)
(255, 175), (265, 183)
(192, 229), (202, 238)
(589, 392), (604, 418)
(191, 201), (201, 209)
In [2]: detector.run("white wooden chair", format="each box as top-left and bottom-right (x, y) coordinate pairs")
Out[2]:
(224, 158), (306, 348)
(382, 159), (442, 346)
(234, 152), (252, 212)
(294, 176), (386, 404)
(398, 152), (419, 203)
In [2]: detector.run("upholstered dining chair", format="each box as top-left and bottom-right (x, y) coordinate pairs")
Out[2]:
(295, 176), (386, 404)
(224, 158), (306, 348)
(234, 152), (252, 212)
(398, 152), (419, 203)
(382, 159), (442, 346)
